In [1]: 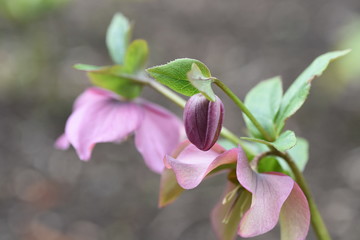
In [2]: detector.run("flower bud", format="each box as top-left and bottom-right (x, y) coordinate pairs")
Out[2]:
(184, 93), (224, 151)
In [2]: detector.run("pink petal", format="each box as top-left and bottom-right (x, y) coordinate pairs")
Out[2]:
(165, 144), (237, 189)
(211, 182), (251, 240)
(54, 134), (70, 150)
(65, 92), (143, 160)
(73, 87), (120, 110)
(134, 101), (183, 173)
(280, 182), (310, 240)
(236, 148), (294, 237)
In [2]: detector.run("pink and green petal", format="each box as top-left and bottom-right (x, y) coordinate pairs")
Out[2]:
(280, 182), (310, 240)
(65, 96), (143, 161)
(158, 168), (184, 208)
(236, 148), (294, 237)
(134, 101), (183, 173)
(211, 182), (251, 240)
(165, 144), (237, 189)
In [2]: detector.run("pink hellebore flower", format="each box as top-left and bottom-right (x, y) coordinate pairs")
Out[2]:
(55, 87), (182, 173)
(164, 142), (310, 240)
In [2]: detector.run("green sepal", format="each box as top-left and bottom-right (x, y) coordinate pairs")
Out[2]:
(275, 50), (351, 133)
(106, 13), (132, 65)
(146, 58), (212, 97)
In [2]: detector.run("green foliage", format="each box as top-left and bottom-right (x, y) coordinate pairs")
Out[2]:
(274, 50), (351, 133)
(0, 0), (68, 22)
(257, 156), (285, 173)
(123, 39), (148, 74)
(87, 67), (143, 99)
(288, 138), (309, 172)
(147, 58), (212, 97)
(106, 13), (132, 65)
(244, 76), (283, 139)
(241, 130), (297, 152)
(75, 15), (149, 100)
(74, 64), (104, 71)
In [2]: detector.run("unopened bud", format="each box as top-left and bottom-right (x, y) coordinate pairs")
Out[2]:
(184, 93), (224, 151)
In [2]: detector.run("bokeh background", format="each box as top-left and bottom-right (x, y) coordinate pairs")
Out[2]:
(1, 0), (360, 239)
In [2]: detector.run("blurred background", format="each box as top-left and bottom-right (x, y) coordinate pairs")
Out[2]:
(1, 0), (360, 239)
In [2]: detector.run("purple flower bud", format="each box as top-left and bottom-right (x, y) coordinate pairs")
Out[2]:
(184, 93), (224, 151)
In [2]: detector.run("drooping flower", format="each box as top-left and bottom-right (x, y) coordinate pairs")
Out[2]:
(55, 87), (182, 173)
(212, 147), (310, 240)
(184, 93), (224, 151)
(162, 142), (310, 240)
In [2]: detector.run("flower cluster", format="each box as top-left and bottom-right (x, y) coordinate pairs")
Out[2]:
(56, 12), (348, 240)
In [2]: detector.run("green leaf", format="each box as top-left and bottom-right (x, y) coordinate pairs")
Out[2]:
(88, 69), (143, 99)
(106, 13), (131, 65)
(258, 156), (285, 173)
(288, 137), (309, 172)
(187, 63), (215, 101)
(217, 138), (237, 150)
(147, 58), (211, 97)
(275, 50), (351, 133)
(74, 64), (104, 71)
(244, 76), (283, 139)
(241, 130), (297, 152)
(123, 39), (149, 74)
(158, 168), (184, 208)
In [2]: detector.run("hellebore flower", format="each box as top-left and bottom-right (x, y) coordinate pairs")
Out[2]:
(184, 93), (224, 151)
(212, 147), (310, 240)
(55, 87), (182, 173)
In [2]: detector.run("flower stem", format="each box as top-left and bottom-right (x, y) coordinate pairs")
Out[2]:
(213, 79), (274, 141)
(273, 150), (331, 240)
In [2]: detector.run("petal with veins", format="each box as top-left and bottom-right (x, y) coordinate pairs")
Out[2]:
(236, 148), (294, 237)
(280, 181), (310, 240)
(65, 92), (143, 161)
(165, 144), (237, 189)
(134, 101), (183, 173)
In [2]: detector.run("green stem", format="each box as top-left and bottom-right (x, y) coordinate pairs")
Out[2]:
(214, 79), (274, 141)
(274, 150), (331, 240)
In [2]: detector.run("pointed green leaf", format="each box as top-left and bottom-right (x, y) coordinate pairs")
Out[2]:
(244, 76), (283, 139)
(106, 13), (131, 65)
(123, 39), (149, 74)
(74, 64), (104, 71)
(158, 168), (184, 208)
(87, 67), (143, 99)
(275, 50), (351, 133)
(147, 58), (211, 97)
(288, 137), (309, 172)
(187, 63), (215, 101)
(241, 130), (297, 152)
